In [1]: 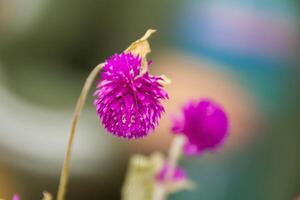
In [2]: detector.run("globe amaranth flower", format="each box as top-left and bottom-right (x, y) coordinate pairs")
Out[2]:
(172, 99), (229, 155)
(94, 52), (168, 139)
(156, 163), (187, 183)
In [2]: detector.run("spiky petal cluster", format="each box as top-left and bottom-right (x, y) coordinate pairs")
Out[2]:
(172, 99), (229, 155)
(94, 53), (168, 139)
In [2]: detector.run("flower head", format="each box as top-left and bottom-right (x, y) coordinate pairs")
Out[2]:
(94, 52), (168, 139)
(172, 99), (229, 155)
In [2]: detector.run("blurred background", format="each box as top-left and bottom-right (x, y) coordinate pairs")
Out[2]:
(0, 0), (299, 199)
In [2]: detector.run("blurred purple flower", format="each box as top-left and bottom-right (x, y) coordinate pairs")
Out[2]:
(172, 99), (229, 155)
(94, 52), (168, 139)
(156, 163), (187, 182)
(12, 194), (20, 200)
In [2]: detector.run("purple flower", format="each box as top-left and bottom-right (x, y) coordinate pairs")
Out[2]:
(94, 52), (168, 139)
(156, 163), (187, 183)
(12, 194), (20, 200)
(172, 99), (229, 155)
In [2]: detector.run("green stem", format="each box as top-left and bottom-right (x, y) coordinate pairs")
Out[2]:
(165, 135), (185, 182)
(153, 135), (185, 200)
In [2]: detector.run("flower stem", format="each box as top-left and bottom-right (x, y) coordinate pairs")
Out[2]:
(165, 135), (185, 182)
(152, 183), (167, 200)
(56, 63), (103, 200)
(153, 135), (185, 200)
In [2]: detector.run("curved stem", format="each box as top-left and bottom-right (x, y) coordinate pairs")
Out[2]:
(56, 63), (104, 200)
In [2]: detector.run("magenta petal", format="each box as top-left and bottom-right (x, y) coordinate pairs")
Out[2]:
(171, 115), (184, 133)
(183, 143), (203, 156)
(12, 194), (20, 200)
(156, 163), (187, 182)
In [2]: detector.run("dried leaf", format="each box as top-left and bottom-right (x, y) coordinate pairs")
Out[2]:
(121, 152), (164, 200)
(124, 29), (156, 73)
(158, 75), (172, 86)
(125, 29), (156, 58)
(41, 192), (52, 200)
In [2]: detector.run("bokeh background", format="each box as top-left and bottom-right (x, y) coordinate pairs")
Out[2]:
(0, 0), (299, 199)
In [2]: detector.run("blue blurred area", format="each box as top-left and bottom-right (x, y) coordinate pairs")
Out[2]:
(174, 0), (298, 111)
